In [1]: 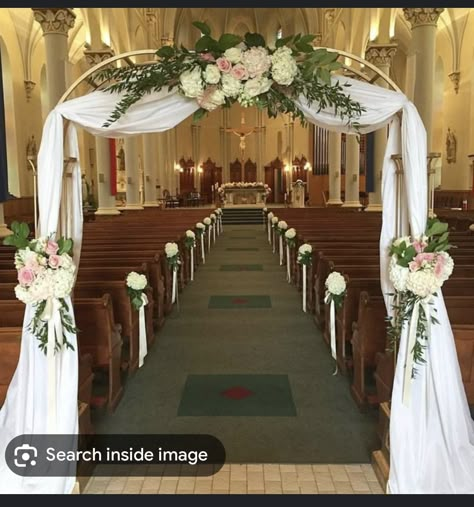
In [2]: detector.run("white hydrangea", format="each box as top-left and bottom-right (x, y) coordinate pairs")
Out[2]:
(14, 284), (35, 304)
(389, 255), (409, 292)
(127, 271), (148, 291)
(165, 242), (179, 258)
(221, 74), (242, 98)
(406, 270), (439, 299)
(196, 222), (205, 229)
(60, 253), (74, 271)
(285, 228), (296, 239)
(298, 243), (312, 254)
(185, 230), (196, 239)
(271, 216), (279, 224)
(224, 47), (242, 64)
(204, 64), (221, 84)
(271, 46), (298, 86)
(241, 47), (271, 78)
(436, 251), (454, 283)
(53, 269), (75, 298)
(325, 271), (346, 296)
(241, 76), (273, 98)
(267, 212), (274, 220)
(278, 220), (288, 230)
(210, 213), (217, 220)
(203, 217), (212, 226)
(199, 87), (226, 111)
(393, 236), (411, 248)
(179, 67), (204, 98)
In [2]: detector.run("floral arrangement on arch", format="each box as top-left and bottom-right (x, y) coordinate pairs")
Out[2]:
(388, 218), (454, 379)
(3, 221), (77, 353)
(99, 22), (363, 127)
(126, 271), (148, 310)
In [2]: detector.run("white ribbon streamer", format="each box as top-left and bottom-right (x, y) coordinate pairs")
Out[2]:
(213, 222), (216, 243)
(327, 297), (338, 376)
(41, 297), (63, 432)
(279, 235), (283, 266)
(172, 267), (178, 304)
(138, 293), (148, 368)
(190, 246), (194, 281)
(208, 226), (212, 252)
(263, 213), (266, 230)
(272, 229), (276, 254)
(200, 234), (205, 263)
(286, 245), (291, 283)
(220, 216), (224, 233)
(267, 217), (271, 243)
(302, 264), (307, 313)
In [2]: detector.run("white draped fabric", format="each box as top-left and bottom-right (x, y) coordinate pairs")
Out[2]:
(1, 77), (473, 494)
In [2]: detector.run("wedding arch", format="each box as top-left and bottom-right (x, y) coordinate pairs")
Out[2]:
(1, 28), (473, 494)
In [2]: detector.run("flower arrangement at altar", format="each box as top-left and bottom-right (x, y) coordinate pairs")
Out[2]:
(387, 218), (454, 379)
(195, 222), (205, 236)
(263, 184), (272, 197)
(285, 228), (297, 248)
(324, 271), (347, 308)
(99, 22), (363, 128)
(126, 271), (148, 310)
(165, 242), (181, 269)
(297, 243), (312, 265)
(277, 220), (288, 235)
(184, 230), (196, 249)
(3, 221), (77, 353)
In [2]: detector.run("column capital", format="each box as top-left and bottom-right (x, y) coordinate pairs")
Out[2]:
(32, 8), (76, 36)
(403, 8), (444, 28)
(24, 80), (36, 102)
(83, 48), (115, 68)
(448, 71), (460, 94)
(365, 42), (398, 67)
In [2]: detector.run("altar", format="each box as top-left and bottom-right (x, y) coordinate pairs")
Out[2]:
(221, 186), (267, 207)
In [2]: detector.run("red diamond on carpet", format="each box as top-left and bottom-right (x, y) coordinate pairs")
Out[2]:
(220, 386), (254, 400)
(232, 298), (248, 304)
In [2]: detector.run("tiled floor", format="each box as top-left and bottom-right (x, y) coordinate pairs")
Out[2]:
(82, 464), (384, 494)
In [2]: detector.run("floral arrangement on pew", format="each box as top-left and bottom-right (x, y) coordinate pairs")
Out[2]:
(271, 215), (279, 254)
(324, 271), (347, 375)
(262, 207), (268, 230)
(210, 212), (217, 242)
(165, 242), (181, 304)
(297, 243), (313, 313)
(266, 211), (274, 243)
(387, 217), (454, 405)
(184, 230), (196, 281)
(195, 222), (206, 263)
(284, 228), (297, 283)
(126, 271), (149, 367)
(98, 22), (363, 128)
(203, 216), (212, 252)
(3, 221), (77, 353)
(277, 220), (288, 266)
(214, 208), (223, 234)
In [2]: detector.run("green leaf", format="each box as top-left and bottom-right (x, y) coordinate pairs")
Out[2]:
(192, 21), (211, 36)
(318, 68), (331, 84)
(157, 45), (175, 59)
(319, 51), (339, 65)
(58, 238), (73, 255)
(327, 61), (342, 71)
(403, 245), (416, 262)
(300, 34), (316, 44)
(426, 219), (448, 237)
(244, 32), (266, 48)
(195, 35), (214, 53)
(193, 108), (207, 122)
(295, 41), (314, 53)
(275, 35), (293, 48)
(2, 235), (16, 246)
(218, 33), (242, 51)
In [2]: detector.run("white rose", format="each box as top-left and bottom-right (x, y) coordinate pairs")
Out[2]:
(267, 212), (274, 220)
(204, 64), (221, 84)
(196, 222), (205, 229)
(185, 230), (196, 239)
(241, 47), (271, 78)
(285, 228), (296, 239)
(271, 216), (279, 224)
(165, 242), (179, 258)
(179, 67), (204, 98)
(221, 74), (242, 98)
(393, 236), (411, 248)
(224, 47), (242, 64)
(203, 217), (212, 225)
(198, 87), (226, 111)
(278, 220), (288, 230)
(298, 243), (312, 254)
(325, 271), (346, 295)
(406, 270), (439, 299)
(127, 271), (148, 290)
(242, 76), (273, 98)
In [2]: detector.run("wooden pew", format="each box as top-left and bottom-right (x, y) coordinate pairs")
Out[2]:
(0, 327), (21, 407)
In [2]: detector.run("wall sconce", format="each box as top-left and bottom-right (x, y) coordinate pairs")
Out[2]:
(179, 167), (184, 173)
(197, 165), (203, 174)
(304, 162), (312, 171)
(284, 164), (291, 173)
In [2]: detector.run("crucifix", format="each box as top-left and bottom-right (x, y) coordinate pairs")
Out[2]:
(226, 111), (262, 162)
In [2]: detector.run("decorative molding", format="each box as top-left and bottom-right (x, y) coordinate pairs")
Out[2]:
(448, 71), (460, 94)
(145, 8), (156, 25)
(403, 8), (444, 28)
(313, 33), (323, 47)
(32, 8), (76, 36)
(24, 80), (36, 102)
(325, 8), (336, 24)
(365, 43), (398, 68)
(160, 35), (174, 47)
(84, 48), (115, 68)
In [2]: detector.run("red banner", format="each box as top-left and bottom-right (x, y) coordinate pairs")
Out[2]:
(109, 139), (117, 196)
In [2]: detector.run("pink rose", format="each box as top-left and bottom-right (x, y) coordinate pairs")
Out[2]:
(230, 63), (249, 81)
(413, 240), (427, 253)
(46, 240), (59, 255)
(200, 52), (215, 62)
(18, 267), (35, 287)
(216, 57), (231, 73)
(48, 254), (62, 269)
(434, 255), (446, 277)
(408, 261), (419, 272)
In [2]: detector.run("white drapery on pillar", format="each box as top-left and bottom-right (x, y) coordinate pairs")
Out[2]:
(1, 77), (473, 494)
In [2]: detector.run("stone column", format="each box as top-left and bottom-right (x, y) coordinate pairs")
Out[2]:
(327, 132), (343, 205)
(342, 134), (361, 207)
(0, 203), (11, 238)
(84, 49), (120, 215)
(365, 43), (397, 212)
(155, 132), (167, 200)
(32, 8), (76, 112)
(124, 137), (143, 210)
(403, 8), (444, 150)
(142, 134), (158, 206)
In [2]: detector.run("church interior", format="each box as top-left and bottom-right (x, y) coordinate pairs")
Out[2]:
(0, 7), (474, 496)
